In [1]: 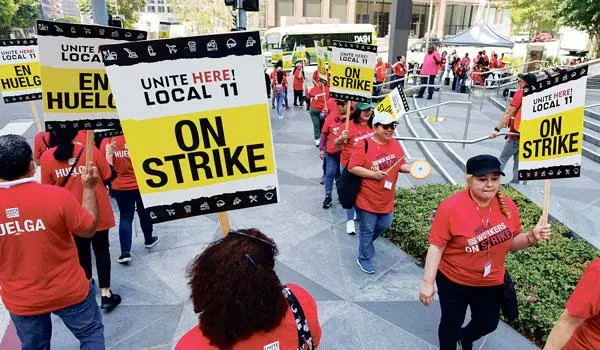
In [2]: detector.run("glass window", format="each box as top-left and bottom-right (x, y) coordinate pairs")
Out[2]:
(264, 33), (281, 50)
(304, 0), (321, 18)
(167, 6), (172, 13)
(147, 5), (155, 12)
(276, 0), (294, 26)
(158, 6), (165, 12)
(330, 0), (347, 23)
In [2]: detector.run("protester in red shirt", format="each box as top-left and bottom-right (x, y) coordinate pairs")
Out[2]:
(101, 135), (159, 264)
(319, 99), (348, 209)
(40, 128), (121, 311)
(460, 53), (471, 70)
(349, 112), (410, 274)
(272, 67), (288, 119)
(33, 130), (86, 165)
(292, 61), (305, 107)
(437, 50), (448, 85)
(419, 154), (551, 349)
(307, 81), (330, 146)
(490, 52), (499, 69)
(338, 103), (374, 235)
(374, 57), (393, 96)
(498, 54), (506, 69)
(489, 73), (537, 183)
(0, 134), (105, 348)
(392, 55), (407, 89)
(176, 229), (322, 350)
(545, 258), (600, 350)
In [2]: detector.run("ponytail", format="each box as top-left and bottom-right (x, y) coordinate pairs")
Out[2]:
(496, 191), (511, 218)
(50, 129), (78, 161)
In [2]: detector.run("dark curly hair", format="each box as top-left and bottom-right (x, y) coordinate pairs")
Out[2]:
(187, 228), (287, 349)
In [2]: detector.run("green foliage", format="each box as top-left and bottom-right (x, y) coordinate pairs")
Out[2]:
(0, 0), (37, 38)
(78, 0), (147, 29)
(558, 0), (600, 39)
(56, 16), (83, 24)
(507, 0), (560, 35)
(387, 184), (600, 344)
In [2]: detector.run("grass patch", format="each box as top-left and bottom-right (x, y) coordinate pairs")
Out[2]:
(386, 184), (600, 345)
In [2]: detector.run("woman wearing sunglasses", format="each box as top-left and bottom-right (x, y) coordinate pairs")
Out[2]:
(320, 99), (349, 209)
(176, 229), (322, 349)
(337, 102), (374, 234)
(348, 112), (411, 274)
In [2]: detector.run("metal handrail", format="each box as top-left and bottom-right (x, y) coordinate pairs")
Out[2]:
(395, 132), (518, 144)
(401, 101), (472, 116)
(585, 103), (600, 109)
(371, 83), (443, 100)
(469, 60), (549, 77)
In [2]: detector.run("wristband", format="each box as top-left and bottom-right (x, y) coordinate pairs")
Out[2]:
(494, 127), (501, 132)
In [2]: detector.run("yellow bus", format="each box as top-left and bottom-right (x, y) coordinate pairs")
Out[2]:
(263, 24), (377, 65)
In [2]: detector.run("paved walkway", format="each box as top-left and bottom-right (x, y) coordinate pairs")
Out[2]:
(0, 90), (538, 349)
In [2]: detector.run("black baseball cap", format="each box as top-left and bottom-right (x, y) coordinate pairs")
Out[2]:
(517, 72), (537, 86)
(466, 154), (505, 177)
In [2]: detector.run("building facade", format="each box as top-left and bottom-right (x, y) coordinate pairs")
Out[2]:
(39, 0), (63, 20)
(60, 0), (82, 18)
(265, 0), (511, 38)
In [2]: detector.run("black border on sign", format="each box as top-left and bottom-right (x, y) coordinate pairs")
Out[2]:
(99, 31), (262, 67)
(3, 92), (42, 104)
(330, 91), (371, 103)
(397, 87), (410, 112)
(0, 39), (37, 47)
(94, 128), (123, 140)
(46, 119), (121, 131)
(523, 67), (588, 97)
(331, 40), (377, 53)
(518, 165), (581, 180)
(36, 20), (147, 41)
(146, 188), (278, 224)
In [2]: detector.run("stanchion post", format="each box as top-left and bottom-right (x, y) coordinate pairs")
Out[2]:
(462, 103), (472, 149)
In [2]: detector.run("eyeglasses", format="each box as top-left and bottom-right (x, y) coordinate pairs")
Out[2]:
(334, 117), (347, 123)
(229, 231), (276, 249)
(378, 123), (397, 131)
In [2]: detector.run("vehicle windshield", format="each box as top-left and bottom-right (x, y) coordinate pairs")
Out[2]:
(264, 33), (281, 51)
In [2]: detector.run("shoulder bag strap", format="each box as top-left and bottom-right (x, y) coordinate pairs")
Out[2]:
(60, 147), (85, 188)
(282, 286), (313, 350)
(41, 133), (50, 149)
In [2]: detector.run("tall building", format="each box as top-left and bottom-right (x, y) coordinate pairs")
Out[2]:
(60, 0), (82, 18)
(264, 0), (511, 38)
(39, 0), (63, 20)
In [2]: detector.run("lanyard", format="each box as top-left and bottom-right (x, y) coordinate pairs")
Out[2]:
(475, 202), (493, 258)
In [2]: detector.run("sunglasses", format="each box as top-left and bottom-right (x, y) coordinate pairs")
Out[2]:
(229, 231), (276, 249)
(334, 117), (347, 123)
(377, 123), (397, 131)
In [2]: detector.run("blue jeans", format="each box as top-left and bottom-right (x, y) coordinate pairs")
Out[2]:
(455, 75), (466, 92)
(10, 283), (105, 350)
(498, 138), (520, 183)
(356, 208), (393, 264)
(276, 91), (284, 117)
(113, 188), (154, 254)
(324, 152), (341, 197)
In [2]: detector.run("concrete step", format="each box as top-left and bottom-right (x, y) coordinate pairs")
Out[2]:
(583, 141), (600, 163)
(586, 108), (600, 122)
(583, 122), (600, 148)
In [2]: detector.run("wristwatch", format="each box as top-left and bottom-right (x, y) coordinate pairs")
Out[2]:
(494, 127), (501, 132)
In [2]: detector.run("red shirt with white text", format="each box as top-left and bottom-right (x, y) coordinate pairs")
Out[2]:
(100, 135), (138, 191)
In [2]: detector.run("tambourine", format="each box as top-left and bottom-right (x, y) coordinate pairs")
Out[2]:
(410, 160), (433, 179)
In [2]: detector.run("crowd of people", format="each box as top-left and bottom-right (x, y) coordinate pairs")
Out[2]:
(1, 49), (598, 350)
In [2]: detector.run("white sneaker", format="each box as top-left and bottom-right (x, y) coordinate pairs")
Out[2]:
(346, 220), (356, 235)
(315, 139), (320, 146)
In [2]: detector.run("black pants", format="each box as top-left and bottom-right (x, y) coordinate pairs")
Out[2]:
(293, 89), (304, 106)
(391, 74), (405, 90)
(417, 75), (436, 98)
(436, 271), (503, 350)
(74, 230), (111, 289)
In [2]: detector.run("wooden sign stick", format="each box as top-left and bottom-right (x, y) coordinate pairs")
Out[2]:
(85, 130), (94, 164)
(541, 179), (551, 226)
(345, 102), (351, 131)
(29, 101), (42, 132)
(219, 212), (231, 236)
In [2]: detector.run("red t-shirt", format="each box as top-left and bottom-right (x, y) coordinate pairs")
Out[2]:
(175, 284), (321, 350)
(293, 67), (305, 91)
(428, 189), (522, 287)
(375, 62), (392, 83)
(308, 85), (329, 111)
(563, 258), (600, 350)
(40, 143), (115, 231)
(0, 181), (93, 316)
(460, 57), (471, 70)
(393, 62), (407, 77)
(321, 112), (345, 154)
(33, 131), (87, 164)
(100, 135), (138, 191)
(312, 70), (319, 86)
(439, 56), (447, 71)
(490, 57), (498, 69)
(340, 122), (373, 168)
(509, 89), (523, 140)
(349, 137), (406, 214)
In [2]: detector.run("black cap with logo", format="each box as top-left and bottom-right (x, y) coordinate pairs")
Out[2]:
(466, 154), (505, 177)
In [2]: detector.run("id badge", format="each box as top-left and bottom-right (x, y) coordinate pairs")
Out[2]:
(384, 181), (393, 190)
(483, 260), (492, 278)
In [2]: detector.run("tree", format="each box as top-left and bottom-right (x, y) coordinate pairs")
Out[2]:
(168, 0), (235, 34)
(507, 0), (560, 35)
(0, 0), (37, 38)
(78, 0), (148, 29)
(558, 0), (600, 56)
(56, 16), (83, 24)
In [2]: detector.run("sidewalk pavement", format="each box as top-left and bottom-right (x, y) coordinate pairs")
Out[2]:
(0, 97), (538, 349)
(411, 87), (600, 249)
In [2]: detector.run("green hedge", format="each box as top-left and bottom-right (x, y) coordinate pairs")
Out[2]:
(386, 184), (600, 345)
